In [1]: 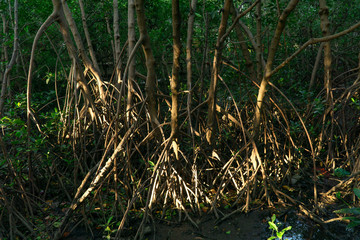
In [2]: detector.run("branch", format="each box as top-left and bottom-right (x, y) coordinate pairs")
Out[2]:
(220, 0), (260, 43)
(270, 21), (360, 78)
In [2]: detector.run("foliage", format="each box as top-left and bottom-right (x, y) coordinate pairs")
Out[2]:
(99, 216), (119, 240)
(333, 168), (350, 178)
(267, 214), (292, 240)
(334, 188), (360, 228)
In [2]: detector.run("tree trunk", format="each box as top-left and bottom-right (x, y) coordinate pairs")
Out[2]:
(78, 0), (100, 72)
(127, 0), (136, 123)
(255, 0), (262, 83)
(206, 0), (232, 145)
(0, 0), (17, 117)
(170, 0), (181, 141)
(252, 0), (299, 140)
(0, 12), (9, 90)
(250, 0), (299, 207)
(319, 0), (334, 166)
(196, 9), (209, 131)
(170, 0), (182, 159)
(26, 0), (64, 194)
(135, 0), (161, 137)
(56, 1), (98, 121)
(105, 16), (115, 64)
(186, 0), (197, 137)
(309, 43), (324, 91)
(238, 19), (266, 68)
(319, 0), (332, 95)
(229, 1), (256, 83)
(113, 0), (123, 102)
(61, 0), (106, 102)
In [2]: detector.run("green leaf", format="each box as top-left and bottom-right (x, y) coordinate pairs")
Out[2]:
(334, 168), (350, 177)
(271, 214), (276, 222)
(348, 220), (360, 228)
(281, 226), (292, 232)
(0, 159), (6, 168)
(334, 207), (360, 215)
(336, 192), (341, 199)
(268, 221), (278, 232)
(53, 221), (61, 228)
(342, 216), (360, 221)
(226, 230), (231, 234)
(277, 226), (292, 239)
(13, 119), (25, 125)
(267, 237), (277, 240)
(15, 130), (23, 138)
(107, 216), (113, 224)
(354, 188), (360, 199)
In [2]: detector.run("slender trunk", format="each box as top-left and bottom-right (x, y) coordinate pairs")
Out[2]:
(105, 16), (115, 64)
(196, 7), (209, 130)
(127, 0), (136, 123)
(112, 1), (122, 194)
(229, 2), (256, 83)
(113, 0), (123, 100)
(309, 43), (324, 91)
(319, 0), (332, 96)
(27, 0), (63, 194)
(112, 0), (121, 209)
(186, 0), (198, 209)
(238, 20), (266, 68)
(319, 0), (334, 167)
(0, 1), (17, 117)
(171, 0), (181, 138)
(61, 0), (105, 102)
(186, 0), (197, 136)
(255, 0), (262, 83)
(276, 0), (281, 16)
(253, 0), (299, 140)
(170, 0), (181, 158)
(56, 1), (97, 120)
(1, 13), (9, 79)
(78, 0), (99, 72)
(251, 0), (299, 207)
(135, 0), (161, 137)
(205, 0), (232, 145)
(78, 0), (100, 72)
(113, 0), (121, 65)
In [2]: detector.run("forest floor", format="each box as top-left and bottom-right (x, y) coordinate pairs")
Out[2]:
(60, 172), (360, 240)
(62, 207), (359, 240)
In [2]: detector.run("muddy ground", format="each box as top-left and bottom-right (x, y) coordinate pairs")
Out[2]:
(63, 207), (360, 240)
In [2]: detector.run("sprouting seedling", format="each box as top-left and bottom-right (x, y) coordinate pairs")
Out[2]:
(268, 214), (292, 240)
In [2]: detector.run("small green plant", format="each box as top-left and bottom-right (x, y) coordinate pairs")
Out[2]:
(164, 209), (176, 220)
(334, 188), (360, 228)
(268, 214), (292, 240)
(336, 191), (351, 208)
(333, 168), (350, 178)
(99, 216), (119, 240)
